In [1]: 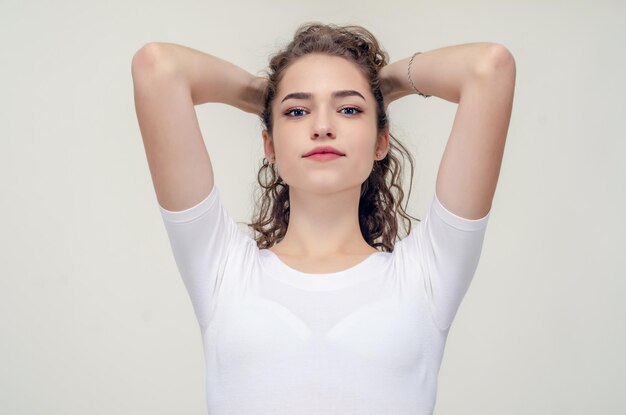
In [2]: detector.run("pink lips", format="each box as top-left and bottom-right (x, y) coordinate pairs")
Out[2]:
(305, 153), (342, 161)
(303, 146), (345, 157)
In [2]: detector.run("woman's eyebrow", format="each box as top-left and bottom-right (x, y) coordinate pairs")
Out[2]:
(333, 90), (366, 101)
(280, 90), (366, 103)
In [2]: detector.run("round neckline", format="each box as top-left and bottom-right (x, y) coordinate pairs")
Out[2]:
(259, 249), (388, 291)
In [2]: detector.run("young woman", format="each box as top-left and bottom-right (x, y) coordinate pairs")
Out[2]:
(132, 23), (515, 415)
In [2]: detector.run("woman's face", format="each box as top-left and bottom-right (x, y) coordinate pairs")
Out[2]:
(263, 53), (388, 196)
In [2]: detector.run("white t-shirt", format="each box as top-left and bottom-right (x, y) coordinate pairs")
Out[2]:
(158, 184), (489, 415)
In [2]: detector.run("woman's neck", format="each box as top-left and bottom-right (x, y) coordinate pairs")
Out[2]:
(271, 187), (375, 258)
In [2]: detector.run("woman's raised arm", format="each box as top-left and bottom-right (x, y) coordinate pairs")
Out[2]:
(131, 42), (266, 211)
(381, 43), (516, 219)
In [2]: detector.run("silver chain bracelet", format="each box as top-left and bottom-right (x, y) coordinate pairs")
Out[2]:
(407, 52), (432, 98)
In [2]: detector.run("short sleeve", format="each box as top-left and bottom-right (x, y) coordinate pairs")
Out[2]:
(158, 184), (249, 332)
(400, 193), (490, 331)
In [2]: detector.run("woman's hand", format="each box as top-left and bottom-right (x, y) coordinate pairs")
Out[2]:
(239, 76), (268, 116)
(379, 61), (413, 110)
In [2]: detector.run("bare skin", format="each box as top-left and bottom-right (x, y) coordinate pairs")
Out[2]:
(132, 41), (515, 274)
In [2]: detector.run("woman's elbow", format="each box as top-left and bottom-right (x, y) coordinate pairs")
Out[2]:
(475, 44), (516, 79)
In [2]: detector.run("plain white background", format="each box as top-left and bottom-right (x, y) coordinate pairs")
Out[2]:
(1, 1), (624, 413)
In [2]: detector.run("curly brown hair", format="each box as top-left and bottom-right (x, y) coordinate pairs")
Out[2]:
(247, 22), (420, 252)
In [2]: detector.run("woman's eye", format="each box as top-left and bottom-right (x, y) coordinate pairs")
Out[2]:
(340, 107), (362, 116)
(285, 108), (307, 117)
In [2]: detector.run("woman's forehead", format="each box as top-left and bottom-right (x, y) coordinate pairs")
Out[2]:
(277, 54), (371, 99)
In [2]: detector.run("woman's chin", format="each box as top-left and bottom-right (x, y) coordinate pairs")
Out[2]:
(288, 181), (365, 198)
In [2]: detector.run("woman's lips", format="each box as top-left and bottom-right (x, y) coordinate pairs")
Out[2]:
(303, 146), (345, 157)
(304, 153), (343, 160)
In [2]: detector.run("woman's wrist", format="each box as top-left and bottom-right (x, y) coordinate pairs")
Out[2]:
(379, 57), (417, 107)
(407, 52), (432, 98)
(238, 76), (268, 116)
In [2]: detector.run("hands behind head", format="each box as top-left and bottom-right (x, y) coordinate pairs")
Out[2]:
(379, 63), (414, 110)
(241, 76), (269, 116)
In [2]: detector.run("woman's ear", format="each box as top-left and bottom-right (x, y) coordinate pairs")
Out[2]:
(377, 130), (390, 158)
(262, 129), (274, 160)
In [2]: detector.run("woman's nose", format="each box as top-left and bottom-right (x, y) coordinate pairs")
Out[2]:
(311, 112), (335, 139)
